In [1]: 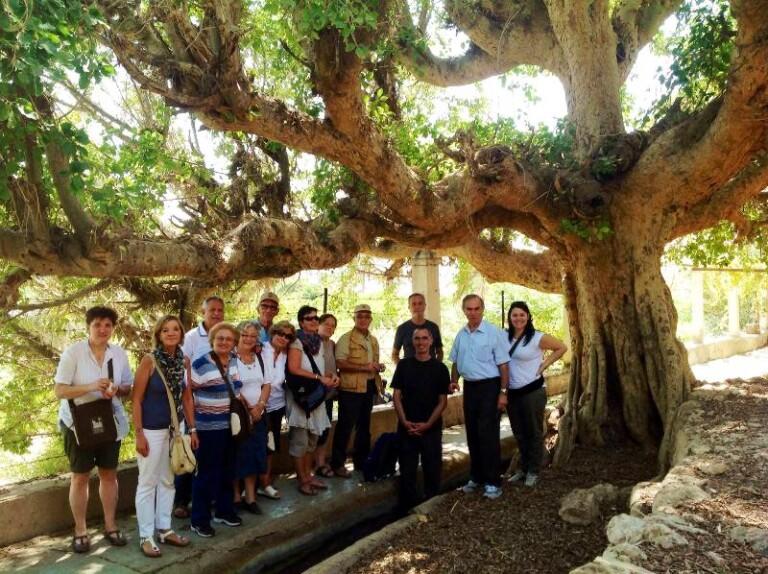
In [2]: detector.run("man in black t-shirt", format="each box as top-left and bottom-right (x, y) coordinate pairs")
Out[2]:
(391, 327), (449, 508)
(392, 293), (443, 364)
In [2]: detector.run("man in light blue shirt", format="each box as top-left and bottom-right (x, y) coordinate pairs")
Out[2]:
(449, 294), (508, 500)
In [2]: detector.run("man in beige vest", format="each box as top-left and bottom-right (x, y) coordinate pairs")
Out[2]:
(331, 304), (384, 477)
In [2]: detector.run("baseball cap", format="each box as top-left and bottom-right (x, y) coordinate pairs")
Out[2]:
(259, 291), (280, 305)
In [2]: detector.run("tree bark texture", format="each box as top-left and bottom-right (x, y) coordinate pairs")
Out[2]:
(554, 229), (694, 466)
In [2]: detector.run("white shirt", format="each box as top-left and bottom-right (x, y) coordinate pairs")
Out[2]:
(263, 342), (288, 412)
(507, 331), (545, 388)
(237, 354), (267, 406)
(54, 340), (133, 440)
(182, 323), (211, 361)
(290, 338), (326, 375)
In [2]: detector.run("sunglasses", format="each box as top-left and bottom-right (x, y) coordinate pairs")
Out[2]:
(302, 316), (320, 322)
(274, 331), (294, 339)
(260, 303), (278, 310)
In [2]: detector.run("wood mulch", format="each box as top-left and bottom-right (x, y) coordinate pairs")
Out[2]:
(349, 445), (657, 574)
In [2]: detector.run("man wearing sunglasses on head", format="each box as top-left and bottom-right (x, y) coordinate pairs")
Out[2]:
(331, 304), (384, 477)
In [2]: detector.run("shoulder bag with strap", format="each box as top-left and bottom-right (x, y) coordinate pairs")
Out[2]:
(506, 334), (545, 398)
(68, 359), (118, 448)
(150, 356), (196, 475)
(211, 352), (251, 441)
(284, 344), (327, 416)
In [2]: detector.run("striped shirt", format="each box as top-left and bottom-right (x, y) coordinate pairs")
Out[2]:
(190, 351), (242, 431)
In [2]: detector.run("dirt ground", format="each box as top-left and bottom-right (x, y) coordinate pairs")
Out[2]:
(349, 445), (657, 574)
(349, 377), (768, 574)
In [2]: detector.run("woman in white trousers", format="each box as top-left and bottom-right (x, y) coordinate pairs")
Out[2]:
(133, 315), (198, 557)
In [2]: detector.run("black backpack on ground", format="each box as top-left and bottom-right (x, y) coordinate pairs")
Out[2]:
(362, 432), (400, 482)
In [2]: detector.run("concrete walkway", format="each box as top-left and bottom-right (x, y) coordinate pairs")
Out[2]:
(0, 421), (516, 573)
(691, 345), (768, 382)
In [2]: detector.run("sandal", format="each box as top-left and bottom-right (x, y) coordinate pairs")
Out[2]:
(310, 478), (328, 489)
(298, 482), (317, 496)
(315, 465), (334, 478)
(158, 529), (190, 547)
(72, 534), (90, 554)
(333, 466), (351, 478)
(258, 485), (281, 499)
(173, 506), (190, 519)
(104, 529), (128, 547)
(140, 537), (161, 558)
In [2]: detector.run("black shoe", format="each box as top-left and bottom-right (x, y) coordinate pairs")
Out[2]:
(243, 501), (263, 515)
(191, 524), (215, 538)
(213, 514), (242, 527)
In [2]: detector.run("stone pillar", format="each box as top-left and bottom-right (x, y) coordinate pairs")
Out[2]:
(691, 270), (705, 344)
(411, 250), (442, 328)
(728, 283), (740, 336)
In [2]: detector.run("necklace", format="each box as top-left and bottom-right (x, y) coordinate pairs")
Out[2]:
(239, 354), (255, 369)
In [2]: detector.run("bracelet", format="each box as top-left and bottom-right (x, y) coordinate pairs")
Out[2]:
(315, 374), (320, 380)
(188, 427), (197, 433)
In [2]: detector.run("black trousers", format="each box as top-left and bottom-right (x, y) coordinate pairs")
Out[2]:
(331, 380), (376, 470)
(463, 378), (501, 487)
(398, 426), (442, 508)
(506, 386), (547, 474)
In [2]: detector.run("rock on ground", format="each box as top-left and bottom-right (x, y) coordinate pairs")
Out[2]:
(572, 377), (768, 573)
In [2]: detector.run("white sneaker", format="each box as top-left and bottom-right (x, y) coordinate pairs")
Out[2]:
(460, 479), (480, 493)
(524, 473), (539, 487)
(483, 485), (502, 499)
(507, 471), (526, 483)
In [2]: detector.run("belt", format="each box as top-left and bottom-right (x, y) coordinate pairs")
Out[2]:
(464, 376), (501, 384)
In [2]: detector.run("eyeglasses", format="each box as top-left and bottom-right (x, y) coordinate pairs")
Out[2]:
(302, 316), (320, 322)
(260, 303), (278, 310)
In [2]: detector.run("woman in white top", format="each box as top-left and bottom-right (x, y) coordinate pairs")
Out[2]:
(258, 320), (294, 499)
(505, 301), (567, 487)
(286, 306), (339, 495)
(233, 321), (271, 514)
(54, 306), (133, 553)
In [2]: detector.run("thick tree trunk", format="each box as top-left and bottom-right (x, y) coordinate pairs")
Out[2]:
(554, 226), (694, 468)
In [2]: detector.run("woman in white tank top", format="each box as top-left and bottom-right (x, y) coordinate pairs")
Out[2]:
(505, 301), (567, 487)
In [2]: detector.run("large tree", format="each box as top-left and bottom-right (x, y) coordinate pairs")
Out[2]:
(1, 0), (767, 465)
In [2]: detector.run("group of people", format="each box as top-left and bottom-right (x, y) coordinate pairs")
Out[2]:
(53, 290), (566, 558)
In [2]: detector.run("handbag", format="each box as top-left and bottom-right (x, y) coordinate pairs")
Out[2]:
(284, 344), (327, 416)
(211, 352), (251, 441)
(68, 359), (118, 448)
(150, 356), (196, 475)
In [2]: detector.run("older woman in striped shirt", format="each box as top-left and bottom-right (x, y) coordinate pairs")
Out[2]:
(189, 322), (243, 538)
